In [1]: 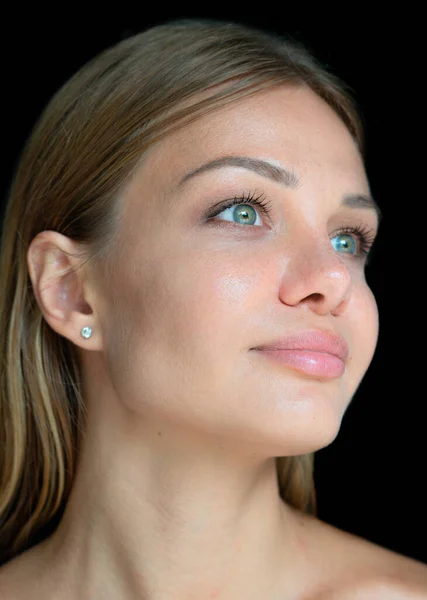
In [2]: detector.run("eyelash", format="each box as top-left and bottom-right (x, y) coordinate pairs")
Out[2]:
(206, 191), (377, 263)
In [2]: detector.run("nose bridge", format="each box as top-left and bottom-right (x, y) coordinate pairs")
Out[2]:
(279, 227), (352, 312)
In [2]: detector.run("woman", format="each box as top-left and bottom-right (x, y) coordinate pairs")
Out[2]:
(0, 18), (425, 599)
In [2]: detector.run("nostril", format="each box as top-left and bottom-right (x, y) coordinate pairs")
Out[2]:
(306, 293), (323, 303)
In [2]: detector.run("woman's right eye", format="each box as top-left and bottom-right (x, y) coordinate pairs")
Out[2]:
(207, 192), (273, 227)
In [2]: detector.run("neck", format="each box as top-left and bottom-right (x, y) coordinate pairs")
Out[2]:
(41, 401), (311, 599)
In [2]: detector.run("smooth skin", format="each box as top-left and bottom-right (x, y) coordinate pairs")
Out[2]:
(2, 85), (426, 598)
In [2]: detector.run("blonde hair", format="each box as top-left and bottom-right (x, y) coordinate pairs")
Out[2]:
(0, 18), (365, 566)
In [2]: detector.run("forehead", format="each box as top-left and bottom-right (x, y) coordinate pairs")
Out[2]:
(129, 84), (368, 199)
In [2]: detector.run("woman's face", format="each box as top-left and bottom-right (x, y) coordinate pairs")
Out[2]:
(97, 85), (379, 456)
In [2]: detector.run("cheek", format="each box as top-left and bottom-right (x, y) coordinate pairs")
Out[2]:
(103, 248), (258, 408)
(160, 252), (256, 355)
(349, 281), (379, 373)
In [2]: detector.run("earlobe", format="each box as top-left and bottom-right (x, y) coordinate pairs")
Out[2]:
(26, 230), (102, 350)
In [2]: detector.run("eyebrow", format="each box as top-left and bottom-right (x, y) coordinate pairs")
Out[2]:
(178, 155), (382, 222)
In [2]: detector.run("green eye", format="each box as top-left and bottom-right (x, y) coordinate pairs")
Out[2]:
(331, 233), (357, 254)
(231, 204), (258, 225)
(207, 192), (273, 227)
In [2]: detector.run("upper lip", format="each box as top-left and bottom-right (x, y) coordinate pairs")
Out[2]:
(253, 329), (350, 362)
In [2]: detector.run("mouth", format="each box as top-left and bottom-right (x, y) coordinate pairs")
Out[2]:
(251, 347), (345, 379)
(251, 329), (349, 380)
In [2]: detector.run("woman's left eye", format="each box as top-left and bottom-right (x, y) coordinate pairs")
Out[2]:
(329, 226), (376, 259)
(331, 233), (358, 254)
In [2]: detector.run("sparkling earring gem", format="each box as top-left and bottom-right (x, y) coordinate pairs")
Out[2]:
(81, 326), (93, 339)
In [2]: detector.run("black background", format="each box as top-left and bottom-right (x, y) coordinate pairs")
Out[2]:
(2, 10), (422, 564)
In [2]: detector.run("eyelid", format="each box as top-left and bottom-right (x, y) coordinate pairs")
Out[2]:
(205, 191), (271, 215)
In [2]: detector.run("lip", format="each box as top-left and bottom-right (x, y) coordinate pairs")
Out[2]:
(253, 329), (349, 361)
(251, 329), (349, 379)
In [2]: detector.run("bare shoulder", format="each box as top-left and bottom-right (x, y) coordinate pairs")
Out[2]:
(298, 511), (427, 598)
(0, 539), (53, 599)
(312, 578), (427, 599)
(0, 554), (34, 599)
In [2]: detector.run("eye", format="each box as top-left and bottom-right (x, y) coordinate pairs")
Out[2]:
(330, 225), (377, 261)
(331, 233), (357, 254)
(207, 192), (273, 227)
(206, 196), (377, 264)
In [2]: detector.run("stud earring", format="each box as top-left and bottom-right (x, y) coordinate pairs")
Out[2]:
(81, 326), (93, 339)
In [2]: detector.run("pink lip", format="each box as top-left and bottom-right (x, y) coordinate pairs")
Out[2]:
(252, 329), (349, 379)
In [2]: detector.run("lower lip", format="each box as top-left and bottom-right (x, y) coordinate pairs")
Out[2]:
(253, 349), (345, 379)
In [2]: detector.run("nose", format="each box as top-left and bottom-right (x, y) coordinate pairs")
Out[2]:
(278, 234), (352, 316)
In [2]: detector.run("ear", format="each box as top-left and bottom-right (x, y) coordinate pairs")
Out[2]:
(27, 230), (103, 351)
